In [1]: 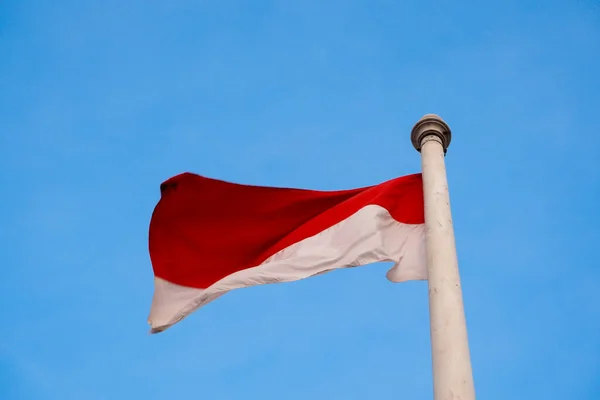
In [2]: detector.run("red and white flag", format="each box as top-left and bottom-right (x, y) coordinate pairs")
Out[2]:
(148, 172), (427, 332)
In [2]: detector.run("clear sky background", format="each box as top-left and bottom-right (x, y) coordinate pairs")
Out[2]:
(1, 1), (599, 399)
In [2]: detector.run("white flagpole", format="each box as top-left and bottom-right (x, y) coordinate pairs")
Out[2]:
(411, 114), (475, 400)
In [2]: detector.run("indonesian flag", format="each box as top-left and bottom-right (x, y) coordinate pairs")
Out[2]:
(148, 172), (427, 333)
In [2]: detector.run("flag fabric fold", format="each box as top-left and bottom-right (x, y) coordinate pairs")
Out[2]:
(148, 172), (427, 333)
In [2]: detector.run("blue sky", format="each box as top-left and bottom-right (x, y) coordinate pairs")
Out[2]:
(1, 1), (599, 399)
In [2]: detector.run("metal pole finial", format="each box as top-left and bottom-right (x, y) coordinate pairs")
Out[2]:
(411, 114), (452, 153)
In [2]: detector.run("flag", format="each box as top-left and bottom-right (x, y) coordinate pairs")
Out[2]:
(148, 172), (426, 332)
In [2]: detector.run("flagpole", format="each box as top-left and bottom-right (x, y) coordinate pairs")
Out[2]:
(411, 114), (475, 400)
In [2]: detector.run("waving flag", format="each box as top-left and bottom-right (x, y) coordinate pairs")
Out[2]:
(148, 172), (426, 333)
